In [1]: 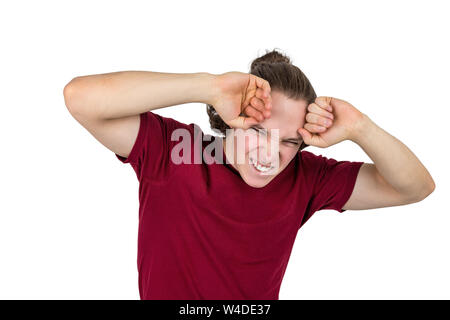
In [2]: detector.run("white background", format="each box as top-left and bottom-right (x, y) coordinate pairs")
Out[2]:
(0, 0), (448, 299)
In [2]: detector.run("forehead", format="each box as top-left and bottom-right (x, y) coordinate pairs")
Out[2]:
(260, 90), (308, 136)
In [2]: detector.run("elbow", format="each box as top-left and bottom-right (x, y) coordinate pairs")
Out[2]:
(63, 77), (84, 117)
(423, 175), (436, 199)
(414, 180), (436, 202)
(425, 179), (436, 198)
(63, 76), (100, 119)
(63, 76), (108, 120)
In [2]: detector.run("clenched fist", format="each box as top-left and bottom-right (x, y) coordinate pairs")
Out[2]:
(210, 71), (273, 129)
(298, 96), (366, 148)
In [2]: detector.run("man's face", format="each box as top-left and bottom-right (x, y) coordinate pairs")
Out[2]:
(224, 90), (307, 188)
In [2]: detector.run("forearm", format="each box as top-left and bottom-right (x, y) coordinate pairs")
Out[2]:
(350, 114), (435, 199)
(64, 71), (217, 119)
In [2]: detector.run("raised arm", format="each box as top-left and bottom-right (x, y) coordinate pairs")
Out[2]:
(298, 96), (435, 210)
(63, 71), (217, 158)
(63, 70), (273, 159)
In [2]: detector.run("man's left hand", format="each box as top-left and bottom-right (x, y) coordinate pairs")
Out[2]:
(298, 96), (366, 148)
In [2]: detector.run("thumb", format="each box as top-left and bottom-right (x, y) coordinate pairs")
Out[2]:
(298, 128), (313, 145)
(227, 116), (260, 130)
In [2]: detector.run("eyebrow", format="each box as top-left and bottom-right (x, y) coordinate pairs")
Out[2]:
(253, 124), (303, 143)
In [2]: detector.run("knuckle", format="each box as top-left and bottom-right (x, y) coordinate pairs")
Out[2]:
(252, 97), (262, 108)
(250, 97), (258, 107)
(307, 113), (320, 124)
(312, 124), (324, 131)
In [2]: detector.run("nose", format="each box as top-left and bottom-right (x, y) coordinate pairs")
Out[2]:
(256, 129), (280, 163)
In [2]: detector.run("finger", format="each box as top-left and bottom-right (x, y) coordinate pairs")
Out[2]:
(304, 123), (327, 133)
(250, 96), (271, 117)
(315, 96), (333, 112)
(298, 128), (312, 144)
(255, 77), (271, 100)
(306, 113), (333, 128)
(242, 116), (260, 129)
(244, 105), (264, 122)
(299, 128), (327, 148)
(255, 88), (272, 110)
(307, 103), (334, 120)
(228, 116), (259, 130)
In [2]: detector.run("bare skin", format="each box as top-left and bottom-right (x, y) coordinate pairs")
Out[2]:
(63, 71), (269, 158)
(64, 70), (435, 208)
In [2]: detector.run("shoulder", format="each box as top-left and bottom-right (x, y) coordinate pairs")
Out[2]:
(142, 111), (206, 149)
(145, 111), (195, 132)
(300, 150), (344, 169)
(300, 150), (328, 161)
(298, 150), (339, 184)
(299, 150), (328, 170)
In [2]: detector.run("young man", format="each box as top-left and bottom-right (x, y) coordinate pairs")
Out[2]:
(63, 69), (435, 299)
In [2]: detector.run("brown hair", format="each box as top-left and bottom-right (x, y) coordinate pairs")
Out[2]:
(206, 48), (317, 150)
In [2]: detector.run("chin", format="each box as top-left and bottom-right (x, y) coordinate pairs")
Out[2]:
(241, 175), (273, 188)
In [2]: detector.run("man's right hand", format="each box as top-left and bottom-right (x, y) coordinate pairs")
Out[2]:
(210, 71), (273, 129)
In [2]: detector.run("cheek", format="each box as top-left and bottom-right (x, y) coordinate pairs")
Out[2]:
(279, 147), (298, 164)
(235, 133), (259, 154)
(246, 135), (259, 153)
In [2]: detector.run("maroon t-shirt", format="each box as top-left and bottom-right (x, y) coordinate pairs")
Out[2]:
(116, 111), (364, 300)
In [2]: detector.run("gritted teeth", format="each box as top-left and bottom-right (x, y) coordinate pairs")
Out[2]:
(249, 157), (274, 172)
(251, 158), (272, 167)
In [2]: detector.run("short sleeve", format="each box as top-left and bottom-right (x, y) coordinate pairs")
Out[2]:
(303, 151), (364, 214)
(115, 111), (194, 181)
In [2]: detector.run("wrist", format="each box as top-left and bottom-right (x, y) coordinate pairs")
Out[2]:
(195, 72), (219, 106)
(349, 113), (377, 144)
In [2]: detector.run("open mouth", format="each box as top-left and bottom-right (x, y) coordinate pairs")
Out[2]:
(249, 157), (274, 173)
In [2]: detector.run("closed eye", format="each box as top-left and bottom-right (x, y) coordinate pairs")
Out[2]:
(283, 140), (300, 146)
(250, 127), (267, 135)
(251, 127), (301, 146)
